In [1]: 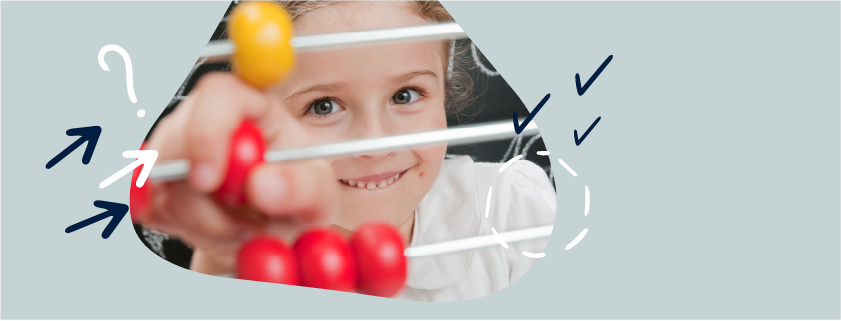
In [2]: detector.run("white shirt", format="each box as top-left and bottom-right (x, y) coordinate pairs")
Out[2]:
(396, 156), (557, 302)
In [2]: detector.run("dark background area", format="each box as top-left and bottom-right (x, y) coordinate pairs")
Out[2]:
(135, 1), (552, 270)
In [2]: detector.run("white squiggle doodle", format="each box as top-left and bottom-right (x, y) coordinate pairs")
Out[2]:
(98, 44), (137, 104)
(565, 228), (588, 250)
(558, 158), (578, 177)
(471, 42), (500, 77)
(499, 154), (523, 173)
(537, 151), (550, 156)
(485, 186), (492, 218)
(491, 227), (509, 249)
(584, 185), (590, 216)
(522, 252), (546, 259)
(499, 154), (550, 259)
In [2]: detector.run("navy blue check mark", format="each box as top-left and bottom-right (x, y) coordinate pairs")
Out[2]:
(576, 55), (613, 96)
(513, 93), (550, 134)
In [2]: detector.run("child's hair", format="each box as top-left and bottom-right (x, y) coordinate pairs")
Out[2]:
(274, 0), (476, 119)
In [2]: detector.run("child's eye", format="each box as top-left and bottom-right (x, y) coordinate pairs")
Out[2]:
(392, 89), (420, 105)
(308, 99), (342, 116)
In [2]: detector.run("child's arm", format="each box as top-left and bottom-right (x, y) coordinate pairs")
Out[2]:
(140, 73), (339, 275)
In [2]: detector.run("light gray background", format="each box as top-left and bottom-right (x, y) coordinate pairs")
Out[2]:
(2, 1), (839, 319)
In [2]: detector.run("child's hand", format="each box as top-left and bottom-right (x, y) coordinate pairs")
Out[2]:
(141, 72), (339, 275)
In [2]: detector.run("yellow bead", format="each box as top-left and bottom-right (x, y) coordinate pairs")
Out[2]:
(229, 1), (295, 89)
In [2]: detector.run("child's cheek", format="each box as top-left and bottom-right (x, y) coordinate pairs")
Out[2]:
(415, 145), (447, 181)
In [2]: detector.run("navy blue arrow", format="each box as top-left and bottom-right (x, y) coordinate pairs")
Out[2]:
(575, 55), (613, 96)
(46, 126), (102, 169)
(513, 93), (550, 134)
(65, 201), (128, 239)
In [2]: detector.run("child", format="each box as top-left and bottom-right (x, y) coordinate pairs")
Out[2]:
(141, 1), (556, 302)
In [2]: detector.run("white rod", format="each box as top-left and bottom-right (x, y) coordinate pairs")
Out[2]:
(200, 23), (466, 61)
(215, 224), (554, 278)
(149, 119), (539, 182)
(404, 224), (553, 257)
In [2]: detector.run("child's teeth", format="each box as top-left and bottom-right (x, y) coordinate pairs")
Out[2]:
(346, 173), (406, 190)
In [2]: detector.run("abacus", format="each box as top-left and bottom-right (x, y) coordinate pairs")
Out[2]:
(134, 2), (553, 298)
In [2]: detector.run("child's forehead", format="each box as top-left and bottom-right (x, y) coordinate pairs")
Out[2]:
(293, 2), (430, 36)
(283, 39), (446, 91)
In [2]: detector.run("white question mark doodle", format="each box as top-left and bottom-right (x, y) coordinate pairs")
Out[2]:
(98, 44), (144, 117)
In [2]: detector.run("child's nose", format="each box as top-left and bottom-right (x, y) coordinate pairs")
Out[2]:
(353, 150), (396, 161)
(351, 113), (398, 161)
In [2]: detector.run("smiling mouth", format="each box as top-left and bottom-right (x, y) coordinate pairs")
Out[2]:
(339, 169), (409, 190)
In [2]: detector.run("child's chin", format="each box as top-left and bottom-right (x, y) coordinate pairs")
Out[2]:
(336, 204), (410, 229)
(337, 187), (418, 224)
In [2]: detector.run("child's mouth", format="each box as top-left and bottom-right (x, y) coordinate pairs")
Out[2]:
(339, 169), (409, 190)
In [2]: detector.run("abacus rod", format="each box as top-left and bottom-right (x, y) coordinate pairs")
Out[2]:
(200, 23), (466, 61)
(403, 224), (553, 257)
(149, 119), (539, 182)
(214, 224), (554, 278)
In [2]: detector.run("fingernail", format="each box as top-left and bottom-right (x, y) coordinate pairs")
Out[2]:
(252, 170), (288, 214)
(191, 163), (216, 192)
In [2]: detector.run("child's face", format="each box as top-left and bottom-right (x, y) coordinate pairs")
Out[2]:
(268, 2), (448, 230)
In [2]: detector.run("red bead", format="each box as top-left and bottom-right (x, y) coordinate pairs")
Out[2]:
(129, 142), (151, 223)
(351, 223), (407, 297)
(215, 120), (265, 207)
(294, 228), (357, 292)
(237, 236), (300, 285)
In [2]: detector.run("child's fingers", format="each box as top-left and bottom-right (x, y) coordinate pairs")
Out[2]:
(258, 93), (314, 149)
(148, 181), (257, 250)
(186, 73), (271, 193)
(144, 95), (196, 161)
(140, 206), (184, 239)
(246, 160), (339, 224)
